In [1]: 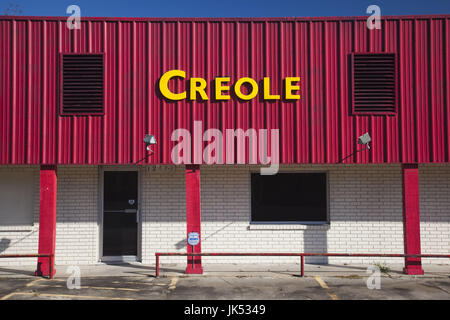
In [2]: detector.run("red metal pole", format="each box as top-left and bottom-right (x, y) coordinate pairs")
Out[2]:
(35, 165), (57, 278)
(156, 254), (160, 277)
(153, 252), (449, 276)
(185, 165), (203, 274)
(402, 164), (424, 275)
(301, 255), (304, 277)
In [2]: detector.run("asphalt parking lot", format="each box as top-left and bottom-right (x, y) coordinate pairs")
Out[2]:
(0, 264), (449, 300)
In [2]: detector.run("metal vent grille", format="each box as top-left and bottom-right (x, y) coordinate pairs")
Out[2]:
(61, 54), (104, 115)
(352, 53), (396, 114)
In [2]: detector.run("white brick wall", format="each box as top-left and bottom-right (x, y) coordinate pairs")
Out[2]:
(0, 166), (39, 266)
(142, 164), (449, 265)
(54, 166), (99, 265)
(1, 164), (449, 267)
(195, 165), (404, 264)
(419, 164), (450, 264)
(141, 166), (186, 264)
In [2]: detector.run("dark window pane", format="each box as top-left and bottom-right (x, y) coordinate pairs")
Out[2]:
(251, 173), (327, 222)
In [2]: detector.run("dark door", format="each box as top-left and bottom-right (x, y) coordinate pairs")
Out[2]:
(103, 171), (138, 257)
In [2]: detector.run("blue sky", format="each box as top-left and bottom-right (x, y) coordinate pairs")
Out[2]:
(2, 0), (450, 17)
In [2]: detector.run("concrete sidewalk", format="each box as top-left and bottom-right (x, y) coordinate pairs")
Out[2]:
(1, 263), (449, 279)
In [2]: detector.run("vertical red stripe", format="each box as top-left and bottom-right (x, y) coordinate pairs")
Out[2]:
(185, 165), (203, 274)
(35, 165), (57, 277)
(402, 164), (424, 275)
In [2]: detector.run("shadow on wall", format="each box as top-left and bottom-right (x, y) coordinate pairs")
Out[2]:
(175, 238), (187, 250)
(175, 222), (235, 250)
(0, 238), (11, 254)
(0, 230), (38, 255)
(304, 229), (328, 264)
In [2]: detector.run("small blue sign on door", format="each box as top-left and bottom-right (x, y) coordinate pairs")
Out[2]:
(187, 232), (200, 246)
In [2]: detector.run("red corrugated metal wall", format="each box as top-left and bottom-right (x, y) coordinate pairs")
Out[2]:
(0, 16), (449, 165)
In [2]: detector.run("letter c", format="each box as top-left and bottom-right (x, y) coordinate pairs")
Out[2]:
(159, 70), (187, 100)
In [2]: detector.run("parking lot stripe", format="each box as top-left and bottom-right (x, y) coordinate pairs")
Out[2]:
(34, 284), (140, 291)
(112, 280), (160, 285)
(0, 292), (136, 300)
(168, 277), (178, 290)
(0, 278), (44, 300)
(81, 285), (140, 291)
(0, 292), (18, 300)
(26, 279), (43, 287)
(313, 276), (339, 300)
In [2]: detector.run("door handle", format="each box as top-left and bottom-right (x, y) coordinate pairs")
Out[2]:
(103, 209), (139, 221)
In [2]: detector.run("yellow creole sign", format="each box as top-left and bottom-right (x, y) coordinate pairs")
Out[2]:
(159, 69), (300, 101)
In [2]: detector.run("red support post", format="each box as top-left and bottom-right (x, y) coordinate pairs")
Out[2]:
(156, 254), (160, 277)
(35, 165), (57, 278)
(300, 255), (304, 277)
(185, 165), (203, 274)
(402, 164), (424, 275)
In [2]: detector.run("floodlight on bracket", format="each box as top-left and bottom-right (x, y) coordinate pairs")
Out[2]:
(134, 134), (157, 165)
(144, 134), (157, 152)
(357, 132), (371, 150)
(337, 132), (372, 163)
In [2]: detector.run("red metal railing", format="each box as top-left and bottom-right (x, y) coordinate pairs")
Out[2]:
(0, 254), (54, 279)
(154, 252), (450, 277)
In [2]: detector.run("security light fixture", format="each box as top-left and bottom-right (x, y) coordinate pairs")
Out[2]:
(134, 134), (157, 165)
(338, 132), (372, 163)
(358, 132), (371, 150)
(144, 134), (157, 151)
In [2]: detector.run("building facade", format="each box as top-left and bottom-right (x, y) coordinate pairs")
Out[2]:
(0, 15), (449, 276)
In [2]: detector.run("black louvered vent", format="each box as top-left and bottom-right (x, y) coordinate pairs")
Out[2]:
(61, 54), (104, 115)
(352, 54), (396, 114)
